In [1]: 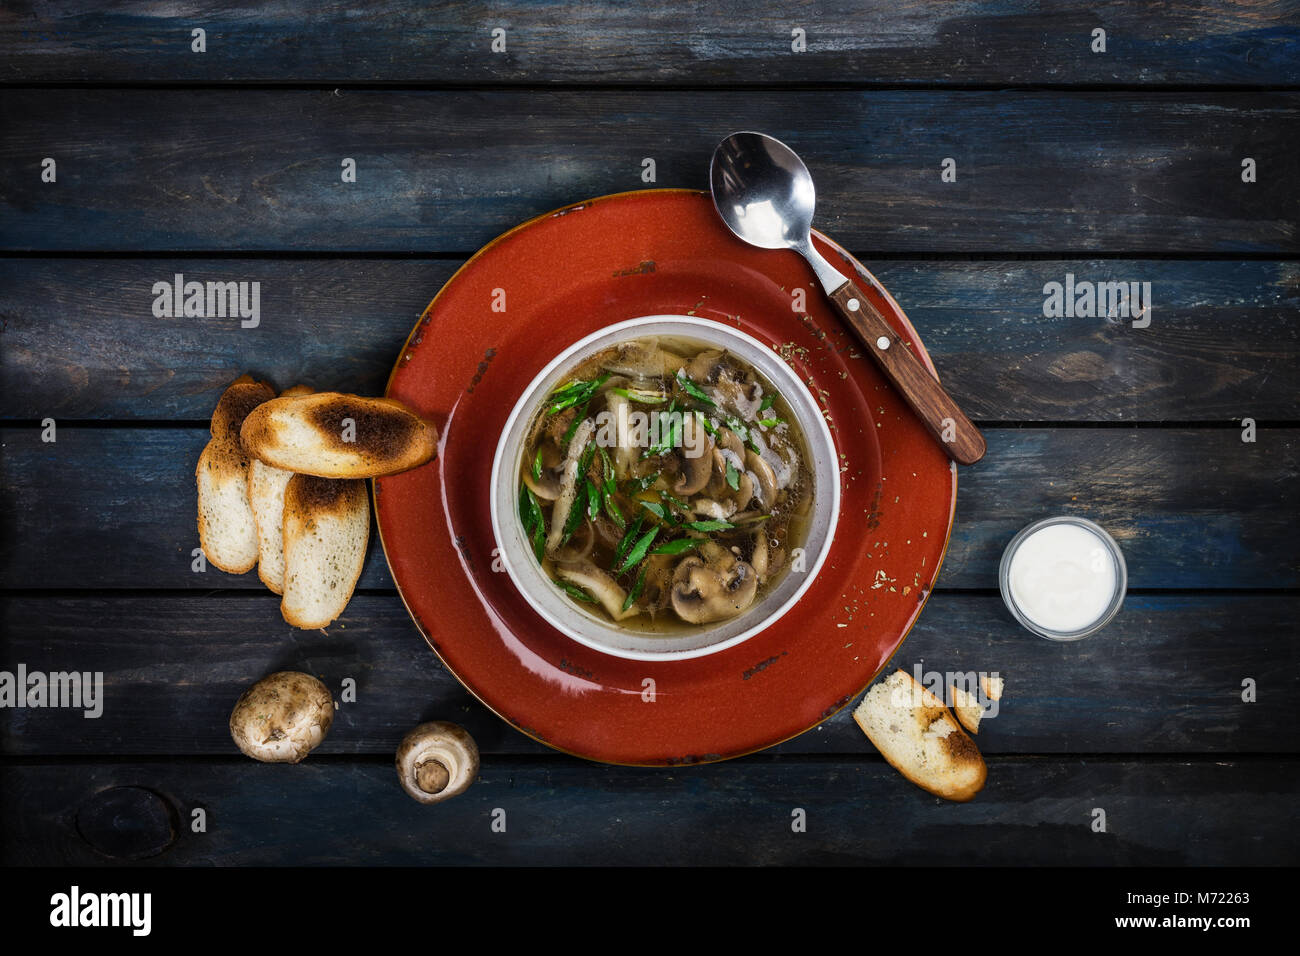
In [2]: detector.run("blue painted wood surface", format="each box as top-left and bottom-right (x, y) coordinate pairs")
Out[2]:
(0, 1), (1295, 866)
(2, 258), (1296, 421)
(1, 91), (1295, 253)
(1, 594), (1294, 756)
(3, 1), (1296, 86)
(4, 758), (1295, 865)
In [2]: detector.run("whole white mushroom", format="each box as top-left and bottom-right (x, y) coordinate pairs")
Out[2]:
(229, 671), (335, 763)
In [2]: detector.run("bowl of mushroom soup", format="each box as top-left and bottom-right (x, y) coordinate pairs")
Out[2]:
(489, 316), (841, 661)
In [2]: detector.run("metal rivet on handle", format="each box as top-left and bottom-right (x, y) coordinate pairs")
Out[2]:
(876, 336), (891, 350)
(846, 298), (860, 311)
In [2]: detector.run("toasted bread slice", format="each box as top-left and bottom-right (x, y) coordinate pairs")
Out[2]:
(951, 683), (984, 734)
(211, 374), (276, 447)
(250, 458), (294, 591)
(982, 674), (1004, 702)
(241, 392), (437, 478)
(248, 385), (315, 594)
(197, 439), (260, 573)
(197, 376), (275, 573)
(281, 475), (369, 629)
(854, 670), (987, 802)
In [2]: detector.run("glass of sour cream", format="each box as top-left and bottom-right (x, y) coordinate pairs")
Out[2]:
(998, 516), (1127, 641)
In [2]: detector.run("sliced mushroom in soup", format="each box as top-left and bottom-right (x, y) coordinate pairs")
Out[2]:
(518, 335), (814, 633)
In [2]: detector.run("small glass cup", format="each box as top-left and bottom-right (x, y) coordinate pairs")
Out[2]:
(998, 516), (1127, 641)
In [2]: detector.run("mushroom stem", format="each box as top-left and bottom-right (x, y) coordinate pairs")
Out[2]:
(416, 759), (450, 794)
(547, 417), (595, 552)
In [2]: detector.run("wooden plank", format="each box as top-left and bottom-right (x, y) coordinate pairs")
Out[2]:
(2, 594), (1295, 756)
(2, 258), (1296, 423)
(3, 2), (1295, 86)
(3, 427), (1294, 590)
(2, 757), (1294, 865)
(2, 90), (1296, 253)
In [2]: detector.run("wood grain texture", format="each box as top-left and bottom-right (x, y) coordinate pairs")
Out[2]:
(2, 258), (1296, 423)
(2, 593), (1295, 756)
(2, 757), (1294, 865)
(1, 91), (1296, 253)
(2, 1), (1296, 86)
(2, 427), (1293, 591)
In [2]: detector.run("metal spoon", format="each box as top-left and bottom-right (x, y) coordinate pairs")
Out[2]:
(710, 131), (986, 466)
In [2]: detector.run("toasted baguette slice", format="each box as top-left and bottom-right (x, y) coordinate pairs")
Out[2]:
(951, 683), (984, 734)
(241, 392), (437, 478)
(197, 439), (260, 573)
(248, 385), (315, 594)
(281, 475), (369, 629)
(197, 376), (275, 573)
(211, 374), (275, 447)
(854, 670), (987, 802)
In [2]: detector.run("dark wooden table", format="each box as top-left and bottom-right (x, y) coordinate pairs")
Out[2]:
(2, 2), (1297, 866)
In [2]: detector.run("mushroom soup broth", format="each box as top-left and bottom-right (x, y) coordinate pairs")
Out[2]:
(517, 336), (814, 633)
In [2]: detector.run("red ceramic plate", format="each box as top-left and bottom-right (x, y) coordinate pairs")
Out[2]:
(376, 189), (955, 765)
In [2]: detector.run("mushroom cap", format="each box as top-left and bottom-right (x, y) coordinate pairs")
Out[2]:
(604, 341), (685, 379)
(672, 417), (714, 496)
(717, 427), (745, 461)
(670, 548), (760, 624)
(685, 348), (726, 384)
(229, 671), (335, 763)
(395, 721), (480, 805)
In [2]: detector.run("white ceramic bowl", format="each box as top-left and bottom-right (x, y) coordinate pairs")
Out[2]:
(489, 316), (840, 661)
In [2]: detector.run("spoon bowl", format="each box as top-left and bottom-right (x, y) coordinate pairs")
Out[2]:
(710, 131), (818, 251)
(709, 131), (987, 466)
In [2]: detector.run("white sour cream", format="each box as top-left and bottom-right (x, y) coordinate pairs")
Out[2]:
(1007, 522), (1118, 633)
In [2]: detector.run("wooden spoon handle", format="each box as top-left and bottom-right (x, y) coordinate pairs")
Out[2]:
(829, 280), (986, 465)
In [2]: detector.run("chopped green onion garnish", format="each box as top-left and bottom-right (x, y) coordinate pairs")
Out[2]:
(548, 373), (610, 416)
(725, 460), (740, 491)
(603, 495), (626, 529)
(639, 500), (667, 521)
(650, 537), (701, 556)
(612, 387), (668, 404)
(658, 490), (690, 512)
(724, 416), (750, 442)
(621, 568), (647, 612)
(561, 483), (587, 545)
(675, 371), (716, 407)
(586, 479), (601, 519)
(684, 519), (734, 532)
(758, 417), (783, 428)
(759, 392), (777, 413)
(519, 484), (543, 535)
(560, 402), (589, 444)
(617, 527), (659, 575)
(531, 449), (544, 481)
(556, 580), (597, 603)
(614, 514), (646, 567)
